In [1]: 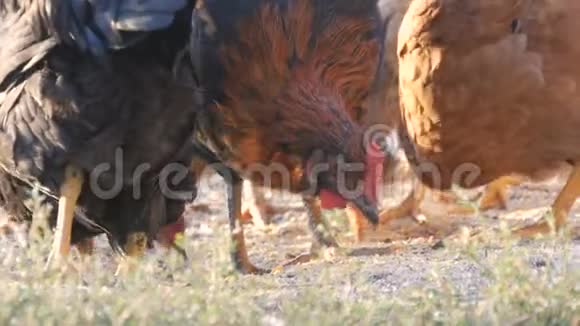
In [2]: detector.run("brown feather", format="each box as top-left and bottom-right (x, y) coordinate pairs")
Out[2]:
(398, 0), (580, 189)
(199, 0), (384, 194)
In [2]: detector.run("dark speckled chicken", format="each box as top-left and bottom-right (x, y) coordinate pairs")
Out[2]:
(0, 0), (200, 263)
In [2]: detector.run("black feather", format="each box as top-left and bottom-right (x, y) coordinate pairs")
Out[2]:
(0, 0), (200, 252)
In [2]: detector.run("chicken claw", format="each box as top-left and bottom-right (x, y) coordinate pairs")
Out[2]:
(515, 164), (580, 238)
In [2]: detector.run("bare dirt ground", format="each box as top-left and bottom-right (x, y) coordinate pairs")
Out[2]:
(182, 172), (580, 301)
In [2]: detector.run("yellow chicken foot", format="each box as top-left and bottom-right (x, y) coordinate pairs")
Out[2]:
(47, 165), (83, 267)
(116, 232), (148, 276)
(515, 164), (580, 237)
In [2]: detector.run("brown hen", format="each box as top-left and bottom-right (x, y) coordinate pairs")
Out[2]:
(396, 0), (580, 237)
(347, 0), (537, 242)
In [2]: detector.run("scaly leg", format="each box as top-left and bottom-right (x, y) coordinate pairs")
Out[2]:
(228, 176), (268, 274)
(240, 181), (274, 228)
(116, 232), (148, 276)
(427, 176), (522, 214)
(123, 232), (148, 257)
(346, 205), (367, 243)
(478, 175), (523, 210)
(304, 196), (339, 248)
(276, 197), (340, 269)
(515, 164), (580, 237)
(381, 183), (425, 224)
(348, 182), (425, 242)
(48, 165), (83, 265)
(190, 145), (267, 274)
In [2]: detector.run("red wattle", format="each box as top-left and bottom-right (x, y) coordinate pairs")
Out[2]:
(364, 143), (385, 203)
(319, 189), (347, 209)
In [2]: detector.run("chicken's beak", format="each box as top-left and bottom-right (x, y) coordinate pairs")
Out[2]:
(351, 194), (379, 225)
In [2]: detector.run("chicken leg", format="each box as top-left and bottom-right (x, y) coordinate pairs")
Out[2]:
(515, 164), (580, 237)
(49, 165), (83, 264)
(228, 176), (268, 274)
(190, 143), (266, 273)
(478, 175), (523, 211)
(304, 196), (339, 248)
(275, 197), (340, 269)
(240, 180), (273, 228)
(115, 232), (149, 276)
(347, 182), (425, 242)
(124, 232), (148, 257)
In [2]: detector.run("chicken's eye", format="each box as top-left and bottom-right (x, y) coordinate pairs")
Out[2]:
(279, 143), (290, 152)
(511, 19), (521, 33)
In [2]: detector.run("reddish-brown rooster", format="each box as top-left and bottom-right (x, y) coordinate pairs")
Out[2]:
(189, 0), (387, 273)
